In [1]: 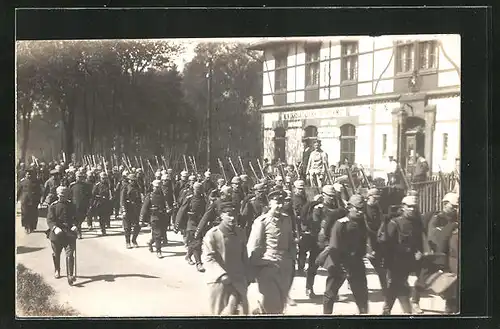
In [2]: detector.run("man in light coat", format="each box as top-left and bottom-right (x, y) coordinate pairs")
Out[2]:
(202, 201), (249, 315)
(247, 189), (296, 314)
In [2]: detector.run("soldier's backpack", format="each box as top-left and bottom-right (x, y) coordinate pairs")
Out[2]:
(300, 200), (322, 230)
(392, 218), (415, 254)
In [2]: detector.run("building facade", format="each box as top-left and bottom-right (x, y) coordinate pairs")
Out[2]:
(248, 35), (460, 178)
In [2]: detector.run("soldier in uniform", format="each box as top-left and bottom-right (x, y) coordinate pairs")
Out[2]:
(43, 168), (62, 205)
(364, 187), (388, 298)
(70, 170), (92, 239)
(161, 173), (175, 232)
(307, 185), (347, 299)
(247, 190), (296, 314)
(216, 178), (226, 191)
(272, 175), (284, 192)
(175, 170), (189, 201)
(202, 170), (217, 196)
(317, 194), (368, 315)
(306, 140), (329, 188)
(120, 173), (142, 249)
(46, 186), (78, 285)
(240, 183), (268, 239)
(292, 180), (307, 249)
(17, 168), (42, 233)
(92, 172), (113, 236)
(141, 180), (167, 259)
(196, 185), (233, 241)
(381, 195), (424, 315)
(230, 176), (244, 212)
(240, 174), (250, 196)
(202, 202), (249, 315)
(183, 182), (207, 272)
(301, 139), (313, 180)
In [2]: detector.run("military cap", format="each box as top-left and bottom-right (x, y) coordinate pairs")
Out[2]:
(367, 188), (381, 197)
(294, 180), (305, 189)
(136, 168), (143, 173)
(259, 178), (268, 184)
(97, 165), (103, 171)
(160, 174), (168, 181)
(240, 174), (248, 181)
(275, 175), (283, 182)
(122, 170), (129, 177)
(167, 168), (173, 174)
(128, 173), (137, 180)
(442, 193), (459, 206)
(152, 179), (161, 188)
(188, 175), (196, 181)
(112, 166), (118, 171)
(335, 175), (349, 184)
(313, 194), (323, 202)
(268, 189), (287, 201)
(218, 201), (236, 214)
(99, 172), (108, 178)
(119, 165), (124, 171)
(254, 183), (266, 192)
(204, 171), (212, 178)
(77, 170), (86, 177)
(231, 176), (241, 184)
(322, 185), (336, 197)
(56, 186), (68, 196)
(180, 171), (189, 177)
(220, 185), (233, 195)
(55, 165), (62, 172)
(402, 195), (418, 206)
(217, 178), (226, 185)
(86, 170), (93, 177)
(407, 189), (419, 197)
(49, 169), (59, 175)
(333, 183), (344, 193)
(155, 171), (161, 178)
(348, 194), (365, 208)
(193, 182), (203, 191)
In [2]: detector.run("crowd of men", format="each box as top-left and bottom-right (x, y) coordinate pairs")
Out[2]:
(16, 147), (460, 315)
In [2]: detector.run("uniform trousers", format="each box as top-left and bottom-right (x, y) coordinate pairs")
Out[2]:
(324, 258), (368, 314)
(383, 260), (413, 314)
(123, 207), (141, 243)
(21, 203), (38, 231)
(96, 203), (110, 232)
(149, 219), (163, 252)
(298, 234), (320, 289)
(75, 211), (87, 235)
(51, 234), (76, 276)
(367, 253), (388, 297)
(186, 230), (202, 264)
(208, 282), (249, 315)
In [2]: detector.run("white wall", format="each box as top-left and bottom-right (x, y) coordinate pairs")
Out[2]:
(432, 121), (459, 173)
(355, 125), (371, 167)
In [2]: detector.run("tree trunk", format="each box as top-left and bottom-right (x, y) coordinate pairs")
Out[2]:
(20, 111), (32, 164)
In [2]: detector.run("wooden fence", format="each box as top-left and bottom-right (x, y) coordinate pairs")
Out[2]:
(411, 174), (456, 215)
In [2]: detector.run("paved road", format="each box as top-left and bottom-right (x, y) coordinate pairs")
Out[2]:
(16, 208), (446, 317)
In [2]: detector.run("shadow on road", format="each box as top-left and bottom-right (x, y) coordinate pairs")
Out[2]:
(160, 251), (186, 257)
(16, 246), (45, 254)
(164, 241), (185, 247)
(80, 231), (125, 239)
(73, 273), (160, 287)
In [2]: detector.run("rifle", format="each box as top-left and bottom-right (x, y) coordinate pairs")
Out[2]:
(62, 152), (67, 164)
(238, 156), (246, 175)
(147, 159), (155, 176)
(188, 156), (197, 175)
(228, 157), (238, 176)
(438, 165), (448, 194)
(192, 156), (199, 174)
(345, 166), (357, 196)
(399, 166), (412, 192)
(256, 159), (266, 180)
(92, 155), (97, 168)
(248, 161), (259, 181)
(134, 156), (140, 168)
(155, 156), (161, 170)
(293, 163), (301, 179)
(359, 165), (373, 188)
(139, 156), (145, 173)
(126, 156), (133, 169)
(183, 155), (189, 172)
(323, 162), (334, 185)
(161, 155), (168, 170)
(102, 157), (113, 200)
(218, 158), (228, 183)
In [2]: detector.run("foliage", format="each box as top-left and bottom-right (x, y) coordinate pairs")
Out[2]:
(16, 263), (79, 316)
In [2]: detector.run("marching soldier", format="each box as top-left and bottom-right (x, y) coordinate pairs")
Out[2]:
(301, 139), (313, 180)
(175, 170), (189, 200)
(364, 187), (388, 298)
(42, 168), (62, 205)
(247, 189), (296, 314)
(46, 186), (78, 286)
(291, 179), (307, 268)
(202, 202), (249, 315)
(120, 173), (142, 249)
(230, 176), (244, 212)
(307, 185), (347, 298)
(141, 180), (167, 259)
(273, 175), (284, 192)
(317, 194), (368, 315)
(306, 140), (329, 188)
(161, 173), (175, 232)
(17, 168), (42, 234)
(183, 182), (207, 272)
(216, 178), (226, 191)
(196, 185), (233, 241)
(240, 174), (250, 196)
(92, 172), (113, 236)
(202, 170), (217, 196)
(70, 170), (92, 239)
(381, 195), (424, 315)
(240, 183), (268, 238)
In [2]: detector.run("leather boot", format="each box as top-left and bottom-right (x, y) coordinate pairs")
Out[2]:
(196, 263), (205, 272)
(53, 255), (60, 279)
(323, 298), (334, 314)
(148, 240), (154, 252)
(66, 256), (75, 285)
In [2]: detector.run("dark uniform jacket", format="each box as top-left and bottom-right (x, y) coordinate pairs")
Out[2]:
(161, 179), (175, 208)
(70, 181), (92, 215)
(46, 199), (77, 242)
(202, 179), (217, 196)
(448, 226), (459, 274)
(195, 198), (223, 239)
(121, 183), (142, 214)
(43, 177), (60, 204)
(240, 195), (267, 233)
(17, 177), (41, 206)
(364, 203), (384, 254)
(175, 180), (188, 200)
(314, 203), (348, 247)
(92, 181), (112, 208)
(140, 190), (167, 223)
(427, 212), (458, 270)
(386, 214), (424, 265)
(185, 193), (206, 232)
(292, 193), (307, 235)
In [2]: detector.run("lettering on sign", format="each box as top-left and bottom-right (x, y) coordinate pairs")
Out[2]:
(287, 121), (303, 128)
(282, 107), (347, 121)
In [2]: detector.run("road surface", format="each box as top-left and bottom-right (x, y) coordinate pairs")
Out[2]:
(15, 207), (446, 317)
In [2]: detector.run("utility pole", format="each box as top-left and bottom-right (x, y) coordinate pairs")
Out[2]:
(206, 60), (213, 171)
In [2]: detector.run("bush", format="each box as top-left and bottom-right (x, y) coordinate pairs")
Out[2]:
(16, 263), (79, 316)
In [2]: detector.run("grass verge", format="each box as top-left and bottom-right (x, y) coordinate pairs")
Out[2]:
(16, 263), (79, 316)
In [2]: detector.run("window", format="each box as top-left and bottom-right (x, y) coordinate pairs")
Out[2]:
(274, 127), (286, 162)
(274, 54), (287, 91)
(396, 40), (438, 74)
(442, 133), (448, 160)
(382, 134), (387, 157)
(303, 126), (318, 147)
(340, 124), (356, 165)
(419, 41), (438, 70)
(305, 46), (320, 86)
(341, 42), (358, 82)
(396, 41), (415, 74)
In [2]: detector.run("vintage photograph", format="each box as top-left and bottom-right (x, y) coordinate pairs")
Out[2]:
(15, 35), (460, 316)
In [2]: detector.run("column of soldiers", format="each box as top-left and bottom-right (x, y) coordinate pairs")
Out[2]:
(17, 156), (459, 315)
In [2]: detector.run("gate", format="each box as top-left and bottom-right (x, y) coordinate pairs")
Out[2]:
(411, 174), (455, 215)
